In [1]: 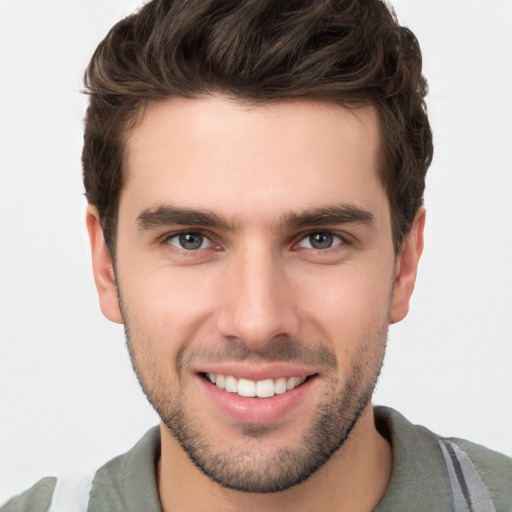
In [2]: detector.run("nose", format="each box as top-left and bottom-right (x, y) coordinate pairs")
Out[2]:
(215, 245), (300, 350)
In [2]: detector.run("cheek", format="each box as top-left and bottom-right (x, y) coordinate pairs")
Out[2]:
(118, 265), (219, 348)
(296, 262), (393, 344)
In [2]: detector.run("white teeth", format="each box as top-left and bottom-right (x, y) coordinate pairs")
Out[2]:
(274, 377), (287, 394)
(286, 377), (297, 390)
(238, 378), (256, 397)
(207, 373), (308, 398)
(216, 374), (225, 390)
(225, 376), (238, 393)
(256, 379), (275, 398)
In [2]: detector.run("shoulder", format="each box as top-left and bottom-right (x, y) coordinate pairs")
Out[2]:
(1, 427), (161, 512)
(374, 406), (512, 512)
(449, 437), (512, 511)
(1, 477), (56, 512)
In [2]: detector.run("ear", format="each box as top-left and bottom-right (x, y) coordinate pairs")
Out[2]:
(390, 208), (425, 324)
(86, 206), (124, 324)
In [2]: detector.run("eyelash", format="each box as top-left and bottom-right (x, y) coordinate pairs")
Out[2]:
(160, 229), (349, 254)
(295, 232), (347, 251)
(161, 230), (218, 254)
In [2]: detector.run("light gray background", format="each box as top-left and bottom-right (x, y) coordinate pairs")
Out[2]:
(1, 0), (511, 503)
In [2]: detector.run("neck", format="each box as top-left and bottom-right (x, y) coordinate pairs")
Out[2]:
(157, 405), (392, 512)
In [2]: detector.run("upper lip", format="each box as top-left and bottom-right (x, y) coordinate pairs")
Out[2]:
(193, 362), (318, 381)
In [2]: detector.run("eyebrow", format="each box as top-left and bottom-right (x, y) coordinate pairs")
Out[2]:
(136, 203), (375, 232)
(276, 204), (375, 231)
(136, 205), (234, 231)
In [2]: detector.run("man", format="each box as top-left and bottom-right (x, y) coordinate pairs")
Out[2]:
(2, 0), (511, 511)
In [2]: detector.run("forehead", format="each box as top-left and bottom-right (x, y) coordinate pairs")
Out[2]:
(122, 96), (387, 226)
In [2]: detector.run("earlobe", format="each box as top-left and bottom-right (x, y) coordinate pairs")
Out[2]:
(390, 208), (426, 324)
(86, 206), (124, 324)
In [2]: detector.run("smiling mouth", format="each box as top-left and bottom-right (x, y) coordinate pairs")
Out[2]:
(203, 373), (313, 398)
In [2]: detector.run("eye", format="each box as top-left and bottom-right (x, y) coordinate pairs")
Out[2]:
(165, 231), (213, 251)
(297, 232), (345, 250)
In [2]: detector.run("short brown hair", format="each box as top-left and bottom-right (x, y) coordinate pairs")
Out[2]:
(83, 0), (433, 253)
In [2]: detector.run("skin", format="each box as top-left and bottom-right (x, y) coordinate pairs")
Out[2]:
(87, 96), (424, 512)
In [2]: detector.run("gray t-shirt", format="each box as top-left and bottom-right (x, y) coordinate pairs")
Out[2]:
(2, 406), (511, 511)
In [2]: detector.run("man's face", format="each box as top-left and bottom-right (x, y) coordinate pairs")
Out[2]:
(89, 96), (421, 492)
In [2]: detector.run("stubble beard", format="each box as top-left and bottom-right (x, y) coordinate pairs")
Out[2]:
(123, 322), (387, 494)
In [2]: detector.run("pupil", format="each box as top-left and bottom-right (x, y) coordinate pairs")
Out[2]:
(179, 232), (203, 250)
(310, 232), (333, 249)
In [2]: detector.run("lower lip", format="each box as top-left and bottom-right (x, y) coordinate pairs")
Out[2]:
(198, 375), (315, 424)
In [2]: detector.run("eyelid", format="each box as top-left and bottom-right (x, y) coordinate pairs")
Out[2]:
(294, 230), (349, 250)
(160, 229), (220, 251)
(158, 228), (352, 252)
